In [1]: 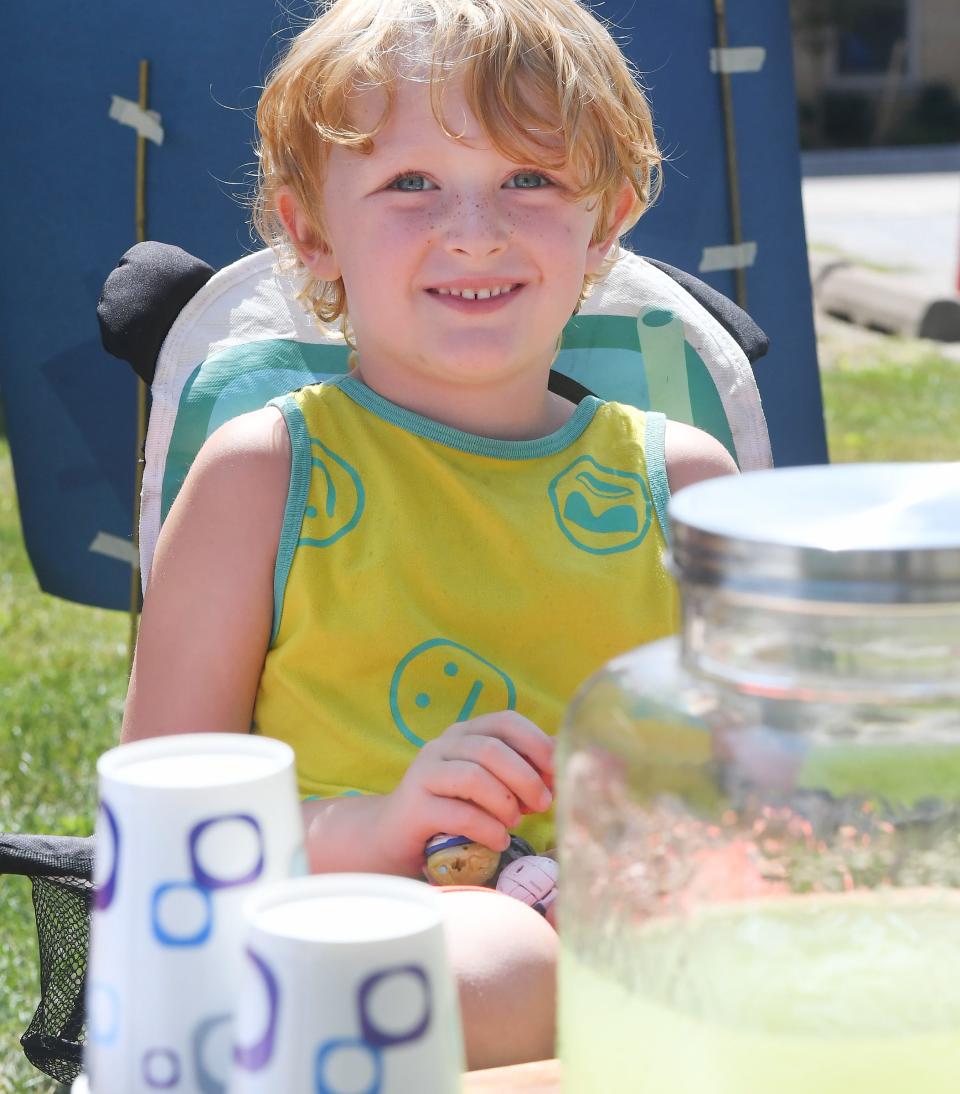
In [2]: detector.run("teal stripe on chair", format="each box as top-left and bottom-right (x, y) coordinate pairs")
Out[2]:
(160, 340), (350, 522)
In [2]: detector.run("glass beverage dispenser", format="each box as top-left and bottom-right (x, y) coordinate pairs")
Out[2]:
(558, 463), (960, 1094)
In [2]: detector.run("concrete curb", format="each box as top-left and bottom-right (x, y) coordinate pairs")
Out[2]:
(810, 254), (960, 343)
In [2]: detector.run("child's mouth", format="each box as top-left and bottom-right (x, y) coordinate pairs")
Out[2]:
(425, 283), (524, 311)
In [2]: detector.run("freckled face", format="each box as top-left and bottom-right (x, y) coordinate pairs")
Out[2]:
(303, 76), (615, 403)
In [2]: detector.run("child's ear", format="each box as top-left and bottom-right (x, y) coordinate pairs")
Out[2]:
(585, 181), (636, 275)
(276, 187), (341, 282)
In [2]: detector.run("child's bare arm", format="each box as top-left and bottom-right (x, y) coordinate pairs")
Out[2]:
(664, 419), (739, 494)
(121, 407), (289, 742)
(302, 712), (555, 877)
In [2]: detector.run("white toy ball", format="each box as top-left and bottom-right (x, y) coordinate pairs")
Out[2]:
(496, 856), (558, 914)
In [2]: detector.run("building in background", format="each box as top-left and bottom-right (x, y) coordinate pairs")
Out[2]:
(792, 0), (960, 147)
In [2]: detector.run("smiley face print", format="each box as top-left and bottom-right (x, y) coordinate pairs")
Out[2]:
(389, 639), (516, 747)
(548, 455), (652, 554)
(299, 437), (365, 548)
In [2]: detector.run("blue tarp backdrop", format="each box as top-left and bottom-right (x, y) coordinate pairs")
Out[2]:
(0, 0), (826, 610)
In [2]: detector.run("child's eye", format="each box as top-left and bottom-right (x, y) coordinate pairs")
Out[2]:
(504, 172), (552, 189)
(386, 173), (437, 192)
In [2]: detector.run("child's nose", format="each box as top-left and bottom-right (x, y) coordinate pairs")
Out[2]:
(442, 196), (510, 257)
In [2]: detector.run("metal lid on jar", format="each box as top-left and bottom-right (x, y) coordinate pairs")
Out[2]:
(669, 463), (960, 603)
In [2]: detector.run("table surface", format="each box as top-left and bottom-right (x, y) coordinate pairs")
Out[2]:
(464, 1058), (560, 1091)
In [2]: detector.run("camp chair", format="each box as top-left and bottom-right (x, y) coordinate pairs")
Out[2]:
(2, 241), (772, 1085)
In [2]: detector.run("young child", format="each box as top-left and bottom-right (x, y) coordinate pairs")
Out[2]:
(122, 0), (737, 1068)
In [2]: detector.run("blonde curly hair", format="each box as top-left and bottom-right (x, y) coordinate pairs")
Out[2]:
(254, 0), (661, 330)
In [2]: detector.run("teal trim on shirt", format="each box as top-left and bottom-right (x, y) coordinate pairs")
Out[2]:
(332, 374), (602, 460)
(302, 790), (365, 801)
(269, 394), (312, 645)
(645, 411), (671, 545)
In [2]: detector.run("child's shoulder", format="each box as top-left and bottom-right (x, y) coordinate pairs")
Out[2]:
(177, 405), (292, 533)
(663, 418), (739, 494)
(195, 404), (291, 476)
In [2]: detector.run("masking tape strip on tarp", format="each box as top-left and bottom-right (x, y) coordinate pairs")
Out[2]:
(90, 532), (139, 567)
(699, 242), (758, 274)
(109, 96), (164, 145)
(710, 47), (766, 74)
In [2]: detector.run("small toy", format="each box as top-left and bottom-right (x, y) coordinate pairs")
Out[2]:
(422, 833), (501, 886)
(498, 833), (538, 870)
(495, 856), (558, 916)
(422, 833), (559, 921)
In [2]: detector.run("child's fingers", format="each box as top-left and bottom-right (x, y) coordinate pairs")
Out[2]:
(422, 759), (522, 830)
(422, 796), (512, 854)
(449, 733), (553, 815)
(456, 710), (555, 779)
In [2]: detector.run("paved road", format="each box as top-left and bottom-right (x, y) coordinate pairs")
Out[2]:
(801, 171), (960, 293)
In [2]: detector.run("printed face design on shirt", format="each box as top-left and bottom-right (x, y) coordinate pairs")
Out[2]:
(548, 455), (652, 554)
(390, 639), (517, 747)
(299, 437), (365, 548)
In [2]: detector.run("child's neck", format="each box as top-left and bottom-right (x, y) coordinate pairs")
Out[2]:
(350, 366), (578, 441)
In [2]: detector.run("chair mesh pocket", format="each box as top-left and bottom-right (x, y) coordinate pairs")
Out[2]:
(21, 873), (92, 1084)
(1, 834), (94, 1085)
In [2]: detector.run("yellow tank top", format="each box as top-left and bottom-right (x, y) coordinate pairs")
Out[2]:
(253, 375), (678, 850)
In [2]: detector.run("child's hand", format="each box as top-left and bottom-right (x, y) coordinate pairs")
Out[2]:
(379, 711), (554, 875)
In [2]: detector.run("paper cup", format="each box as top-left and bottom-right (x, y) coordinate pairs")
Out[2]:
(85, 733), (306, 1094)
(231, 874), (464, 1093)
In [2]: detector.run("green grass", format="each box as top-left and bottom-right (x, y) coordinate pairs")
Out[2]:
(0, 343), (958, 1087)
(0, 432), (128, 1092)
(822, 351), (960, 462)
(809, 242), (914, 276)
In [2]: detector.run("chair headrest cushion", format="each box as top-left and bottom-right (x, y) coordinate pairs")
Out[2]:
(98, 241), (215, 384)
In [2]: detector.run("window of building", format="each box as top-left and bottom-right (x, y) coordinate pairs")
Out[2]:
(835, 0), (911, 77)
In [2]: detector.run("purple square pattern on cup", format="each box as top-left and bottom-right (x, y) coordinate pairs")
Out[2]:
(190, 813), (265, 891)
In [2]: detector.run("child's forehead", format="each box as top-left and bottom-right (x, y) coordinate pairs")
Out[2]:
(343, 71), (566, 159)
(349, 77), (479, 145)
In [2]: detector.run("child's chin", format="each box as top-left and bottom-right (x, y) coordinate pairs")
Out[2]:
(431, 343), (545, 381)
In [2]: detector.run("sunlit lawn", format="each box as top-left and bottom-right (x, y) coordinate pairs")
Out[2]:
(0, 418), (127, 1093)
(821, 348), (960, 463)
(0, 340), (958, 1089)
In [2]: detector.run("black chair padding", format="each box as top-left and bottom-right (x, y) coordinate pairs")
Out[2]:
(97, 241), (215, 384)
(0, 833), (94, 879)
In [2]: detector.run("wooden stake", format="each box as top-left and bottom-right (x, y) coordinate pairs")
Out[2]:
(128, 59), (150, 672)
(712, 0), (748, 310)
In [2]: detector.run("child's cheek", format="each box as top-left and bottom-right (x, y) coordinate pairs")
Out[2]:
(388, 207), (441, 250)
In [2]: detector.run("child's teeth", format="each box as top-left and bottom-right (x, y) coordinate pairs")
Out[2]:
(439, 285), (514, 299)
